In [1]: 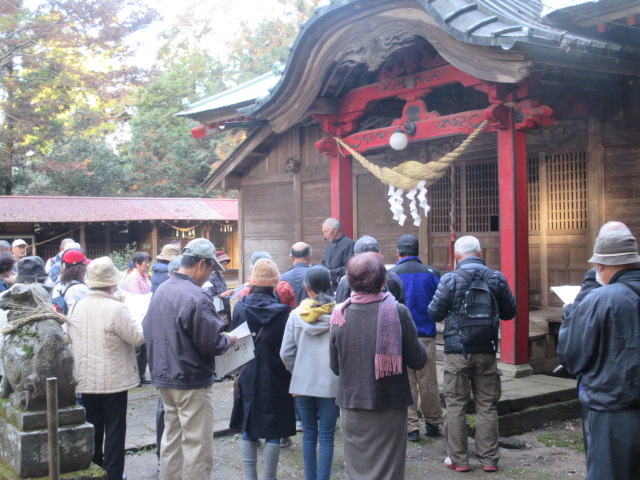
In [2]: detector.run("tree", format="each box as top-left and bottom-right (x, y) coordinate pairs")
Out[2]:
(0, 0), (158, 194)
(39, 136), (129, 196)
(226, 1), (320, 83)
(122, 16), (228, 197)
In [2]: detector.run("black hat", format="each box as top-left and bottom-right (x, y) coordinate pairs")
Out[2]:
(397, 234), (419, 250)
(15, 256), (48, 283)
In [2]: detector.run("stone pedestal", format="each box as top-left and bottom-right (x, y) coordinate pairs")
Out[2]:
(0, 403), (98, 479)
(498, 362), (534, 378)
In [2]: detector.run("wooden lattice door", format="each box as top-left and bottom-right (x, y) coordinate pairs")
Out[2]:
(429, 160), (500, 273)
(528, 151), (589, 307)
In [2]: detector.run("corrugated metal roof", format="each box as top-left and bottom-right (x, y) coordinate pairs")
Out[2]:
(0, 196), (238, 223)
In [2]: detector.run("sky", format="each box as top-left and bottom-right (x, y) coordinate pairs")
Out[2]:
(130, 0), (330, 68)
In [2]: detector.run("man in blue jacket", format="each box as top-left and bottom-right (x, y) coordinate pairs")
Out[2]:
(390, 234), (442, 442)
(143, 238), (237, 480)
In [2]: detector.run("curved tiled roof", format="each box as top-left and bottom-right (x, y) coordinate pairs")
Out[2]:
(242, 0), (640, 118)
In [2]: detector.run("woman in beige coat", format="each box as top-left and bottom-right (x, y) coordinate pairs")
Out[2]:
(67, 257), (144, 480)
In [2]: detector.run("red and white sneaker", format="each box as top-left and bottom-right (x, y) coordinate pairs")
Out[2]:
(444, 457), (471, 473)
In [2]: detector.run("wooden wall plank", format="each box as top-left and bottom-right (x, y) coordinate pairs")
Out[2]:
(604, 146), (640, 238)
(355, 173), (419, 266)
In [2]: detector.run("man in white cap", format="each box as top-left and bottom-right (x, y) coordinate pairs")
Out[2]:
(11, 239), (27, 260)
(10, 239), (27, 276)
(557, 230), (640, 480)
(143, 238), (237, 480)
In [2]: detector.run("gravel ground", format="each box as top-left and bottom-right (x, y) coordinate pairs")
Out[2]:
(124, 418), (586, 479)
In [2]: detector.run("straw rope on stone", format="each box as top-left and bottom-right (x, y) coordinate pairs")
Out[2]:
(334, 120), (488, 191)
(2, 292), (66, 335)
(3, 312), (65, 335)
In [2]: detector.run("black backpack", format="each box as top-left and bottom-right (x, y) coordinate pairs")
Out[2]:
(455, 268), (500, 353)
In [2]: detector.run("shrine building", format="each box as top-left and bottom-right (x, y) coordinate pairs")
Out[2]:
(177, 0), (640, 372)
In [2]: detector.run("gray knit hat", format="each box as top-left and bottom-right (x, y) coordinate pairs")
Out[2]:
(354, 235), (380, 254)
(588, 231), (640, 265)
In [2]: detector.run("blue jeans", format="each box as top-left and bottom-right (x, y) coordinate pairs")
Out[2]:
(295, 396), (339, 480)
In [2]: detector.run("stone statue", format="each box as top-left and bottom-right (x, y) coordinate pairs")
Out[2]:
(0, 283), (76, 410)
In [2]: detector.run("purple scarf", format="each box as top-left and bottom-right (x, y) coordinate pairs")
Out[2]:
(330, 292), (402, 380)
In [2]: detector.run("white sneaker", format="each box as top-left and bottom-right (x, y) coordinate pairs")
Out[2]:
(296, 421), (303, 432)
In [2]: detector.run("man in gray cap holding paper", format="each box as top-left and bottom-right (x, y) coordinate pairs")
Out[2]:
(334, 235), (405, 304)
(143, 238), (237, 480)
(557, 230), (640, 480)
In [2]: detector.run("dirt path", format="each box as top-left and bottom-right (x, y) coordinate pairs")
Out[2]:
(124, 418), (586, 479)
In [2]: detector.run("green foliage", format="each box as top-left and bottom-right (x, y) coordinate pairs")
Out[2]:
(2, 0), (322, 198)
(0, 0), (158, 195)
(107, 243), (139, 271)
(15, 134), (129, 196)
(227, 0), (320, 83)
(537, 432), (585, 453)
(122, 19), (228, 197)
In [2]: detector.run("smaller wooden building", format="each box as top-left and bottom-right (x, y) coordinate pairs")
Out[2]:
(0, 196), (239, 269)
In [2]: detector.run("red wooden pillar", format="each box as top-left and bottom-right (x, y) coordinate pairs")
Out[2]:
(330, 151), (353, 238)
(498, 108), (529, 365)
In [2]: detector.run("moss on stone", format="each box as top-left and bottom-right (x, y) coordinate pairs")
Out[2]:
(0, 457), (105, 479)
(537, 432), (585, 453)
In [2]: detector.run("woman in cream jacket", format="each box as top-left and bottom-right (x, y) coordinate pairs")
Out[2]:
(67, 257), (144, 480)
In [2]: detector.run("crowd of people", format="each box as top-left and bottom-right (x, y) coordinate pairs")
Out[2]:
(0, 216), (637, 480)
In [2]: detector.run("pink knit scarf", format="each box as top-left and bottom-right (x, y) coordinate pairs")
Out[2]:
(330, 291), (402, 380)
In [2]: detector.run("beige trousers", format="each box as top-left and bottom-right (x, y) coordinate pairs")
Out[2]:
(443, 353), (501, 468)
(407, 337), (443, 431)
(159, 385), (215, 480)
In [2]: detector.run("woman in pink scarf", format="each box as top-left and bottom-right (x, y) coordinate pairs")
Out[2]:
(124, 252), (151, 295)
(124, 251), (152, 385)
(329, 252), (427, 480)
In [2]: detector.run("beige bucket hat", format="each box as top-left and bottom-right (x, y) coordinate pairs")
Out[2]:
(86, 257), (124, 288)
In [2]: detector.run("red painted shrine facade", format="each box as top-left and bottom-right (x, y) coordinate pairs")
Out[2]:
(179, 0), (640, 369)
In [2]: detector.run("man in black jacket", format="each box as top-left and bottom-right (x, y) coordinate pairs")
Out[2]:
(429, 236), (515, 473)
(143, 238), (237, 480)
(557, 231), (640, 480)
(560, 221), (631, 456)
(320, 218), (354, 293)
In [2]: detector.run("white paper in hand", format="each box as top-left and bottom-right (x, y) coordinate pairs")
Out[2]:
(124, 293), (152, 325)
(550, 286), (581, 305)
(215, 322), (255, 377)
